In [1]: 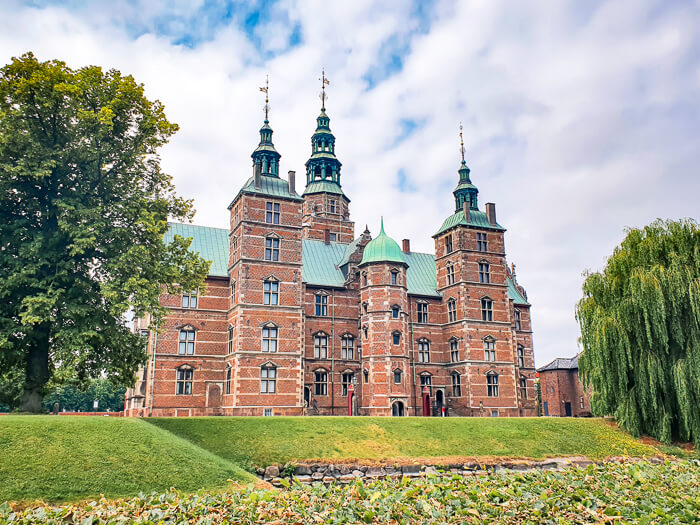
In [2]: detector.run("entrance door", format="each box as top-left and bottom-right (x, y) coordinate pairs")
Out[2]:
(304, 387), (311, 407)
(543, 402), (549, 416)
(435, 390), (444, 416)
(564, 402), (572, 417)
(207, 385), (221, 409)
(392, 401), (404, 416)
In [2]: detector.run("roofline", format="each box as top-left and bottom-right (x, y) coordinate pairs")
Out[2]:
(432, 222), (506, 238)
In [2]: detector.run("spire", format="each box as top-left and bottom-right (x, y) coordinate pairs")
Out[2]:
(453, 122), (478, 211)
(303, 69), (345, 197)
(380, 216), (385, 235)
(251, 75), (281, 177)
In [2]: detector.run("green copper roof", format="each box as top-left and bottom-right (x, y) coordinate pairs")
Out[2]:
(301, 240), (348, 287)
(164, 223), (228, 277)
(302, 180), (347, 197)
(403, 251), (440, 297)
(232, 175), (302, 204)
(507, 276), (530, 305)
(434, 209), (505, 236)
(360, 220), (406, 266)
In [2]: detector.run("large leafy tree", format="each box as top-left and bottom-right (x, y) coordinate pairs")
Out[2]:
(0, 53), (210, 412)
(577, 219), (699, 444)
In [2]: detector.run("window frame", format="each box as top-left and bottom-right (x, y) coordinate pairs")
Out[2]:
(181, 289), (198, 309)
(483, 337), (496, 362)
(393, 369), (402, 384)
(228, 326), (234, 354)
(418, 339), (430, 363)
(314, 293), (328, 316)
(452, 372), (462, 397)
(176, 367), (193, 395)
(477, 232), (488, 252)
(264, 279), (279, 305)
(392, 331), (401, 345)
(264, 236), (280, 261)
(265, 201), (280, 224)
(445, 234), (453, 254)
(341, 335), (354, 360)
(446, 263), (455, 285)
(178, 328), (196, 355)
(390, 270), (398, 285)
(260, 366), (277, 393)
(225, 365), (232, 395)
(314, 369), (328, 395)
(450, 338), (459, 362)
(481, 297), (493, 321)
(262, 324), (278, 353)
(487, 372), (499, 397)
(517, 345), (525, 367)
(419, 373), (432, 394)
(447, 298), (457, 323)
(515, 309), (522, 331)
(478, 261), (490, 284)
(417, 302), (428, 323)
(519, 376), (527, 399)
(392, 305), (400, 318)
(341, 372), (354, 396)
(314, 333), (328, 359)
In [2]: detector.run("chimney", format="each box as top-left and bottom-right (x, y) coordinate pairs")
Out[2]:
(462, 201), (470, 224)
(324, 229), (331, 245)
(288, 170), (296, 194)
(485, 202), (497, 226)
(402, 239), (411, 253)
(254, 162), (261, 190)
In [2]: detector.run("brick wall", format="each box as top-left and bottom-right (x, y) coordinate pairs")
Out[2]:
(539, 368), (592, 417)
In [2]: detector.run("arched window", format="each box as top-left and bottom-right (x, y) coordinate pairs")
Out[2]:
(487, 372), (499, 397)
(393, 369), (402, 384)
(314, 369), (328, 395)
(481, 297), (493, 321)
(261, 365), (276, 393)
(392, 331), (401, 345)
(390, 270), (398, 285)
(314, 333), (328, 359)
(392, 305), (400, 318)
(363, 369), (369, 383)
(452, 372), (462, 397)
(449, 338), (459, 362)
(519, 376), (527, 399)
(478, 261), (490, 284)
(178, 328), (195, 355)
(341, 335), (354, 359)
(176, 366), (193, 395)
(228, 325), (234, 354)
(362, 272), (368, 286)
(447, 298), (457, 323)
(225, 365), (232, 395)
(362, 302), (368, 315)
(517, 345), (525, 367)
(262, 324), (278, 352)
(363, 326), (368, 339)
(483, 337), (496, 362)
(418, 339), (430, 363)
(264, 279), (279, 305)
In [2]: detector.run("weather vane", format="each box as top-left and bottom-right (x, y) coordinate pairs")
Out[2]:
(260, 74), (270, 121)
(319, 68), (330, 109)
(459, 122), (465, 163)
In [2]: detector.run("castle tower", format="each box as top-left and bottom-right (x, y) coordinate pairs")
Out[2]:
(358, 220), (412, 416)
(225, 78), (305, 415)
(432, 126), (521, 416)
(301, 70), (355, 244)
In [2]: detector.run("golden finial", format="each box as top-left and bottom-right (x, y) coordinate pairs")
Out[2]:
(459, 122), (465, 163)
(319, 68), (330, 110)
(259, 74), (270, 121)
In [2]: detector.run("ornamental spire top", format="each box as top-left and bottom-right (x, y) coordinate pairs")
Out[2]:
(319, 68), (330, 111)
(259, 74), (270, 122)
(459, 122), (465, 164)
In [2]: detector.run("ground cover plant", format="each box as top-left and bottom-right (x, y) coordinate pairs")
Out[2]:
(148, 416), (658, 470)
(4, 460), (698, 523)
(0, 416), (254, 503)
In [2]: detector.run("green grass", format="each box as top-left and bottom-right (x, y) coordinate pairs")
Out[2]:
(147, 416), (658, 470)
(0, 416), (255, 503)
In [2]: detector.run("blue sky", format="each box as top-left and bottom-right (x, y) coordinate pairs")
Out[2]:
(2, 0), (699, 366)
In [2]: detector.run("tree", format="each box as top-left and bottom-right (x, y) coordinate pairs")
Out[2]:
(576, 219), (699, 444)
(0, 53), (210, 412)
(42, 378), (127, 412)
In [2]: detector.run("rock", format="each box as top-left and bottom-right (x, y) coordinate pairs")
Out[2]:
(328, 464), (336, 473)
(339, 474), (355, 483)
(271, 477), (283, 486)
(402, 464), (422, 474)
(366, 467), (386, 478)
(293, 475), (312, 483)
(264, 465), (280, 479)
(423, 466), (439, 475)
(359, 466), (368, 473)
(352, 470), (364, 477)
(294, 465), (312, 476)
(311, 472), (324, 480)
(338, 464), (351, 475)
(536, 462), (558, 470)
(385, 467), (397, 474)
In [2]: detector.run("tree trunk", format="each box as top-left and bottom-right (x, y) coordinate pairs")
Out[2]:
(19, 323), (51, 413)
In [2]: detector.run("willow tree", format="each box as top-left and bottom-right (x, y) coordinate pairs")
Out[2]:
(0, 53), (210, 412)
(577, 219), (699, 444)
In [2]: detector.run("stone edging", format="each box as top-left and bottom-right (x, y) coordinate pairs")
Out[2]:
(257, 456), (666, 487)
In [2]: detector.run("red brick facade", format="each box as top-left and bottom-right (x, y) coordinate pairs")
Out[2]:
(538, 355), (592, 417)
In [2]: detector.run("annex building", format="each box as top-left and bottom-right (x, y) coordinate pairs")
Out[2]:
(125, 83), (537, 417)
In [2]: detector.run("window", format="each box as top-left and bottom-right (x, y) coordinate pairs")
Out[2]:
(479, 262), (490, 284)
(230, 281), (236, 301)
(314, 334), (328, 359)
(487, 373), (499, 397)
(452, 373), (462, 397)
(261, 366), (276, 393)
(362, 302), (368, 315)
(182, 290), (198, 308)
(448, 298), (457, 323)
(329, 199), (336, 213)
(446, 263), (455, 285)
(515, 310), (521, 331)
(341, 335), (354, 359)
(231, 236), (238, 252)
(341, 372), (354, 396)
(228, 326), (234, 354)
(517, 345), (524, 367)
(393, 332), (401, 345)
(363, 369), (369, 383)
(491, 410), (499, 417)
(362, 273), (368, 286)
(393, 369), (402, 384)
(418, 340), (430, 362)
(363, 326), (368, 339)
(580, 396), (584, 409)
(265, 237), (279, 261)
(178, 329), (195, 355)
(484, 337), (496, 362)
(520, 377), (527, 399)
(264, 408), (273, 416)
(391, 271), (398, 285)
(264, 280), (279, 305)
(262, 325), (278, 352)
(477, 232), (488, 252)
(481, 298), (493, 321)
(329, 233), (337, 242)
(315, 294), (328, 316)
(450, 339), (459, 362)
(314, 370), (328, 395)
(225, 366), (232, 395)
(176, 367), (193, 395)
(417, 302), (428, 323)
(420, 374), (432, 393)
(445, 234), (453, 253)
(392, 306), (399, 318)
(266, 202), (280, 224)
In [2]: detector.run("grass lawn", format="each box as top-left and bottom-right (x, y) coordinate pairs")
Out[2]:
(147, 416), (658, 470)
(0, 416), (255, 503)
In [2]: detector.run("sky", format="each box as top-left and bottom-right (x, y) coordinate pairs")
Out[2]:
(1, 0), (698, 367)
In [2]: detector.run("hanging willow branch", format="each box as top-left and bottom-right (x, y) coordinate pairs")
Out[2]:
(576, 219), (699, 445)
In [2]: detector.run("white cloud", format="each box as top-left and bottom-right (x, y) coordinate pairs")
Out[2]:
(1, 0), (698, 366)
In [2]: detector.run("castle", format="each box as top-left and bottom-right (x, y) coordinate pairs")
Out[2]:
(125, 78), (537, 417)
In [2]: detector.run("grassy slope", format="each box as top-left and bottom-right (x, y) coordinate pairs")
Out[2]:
(148, 416), (658, 470)
(0, 416), (255, 503)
